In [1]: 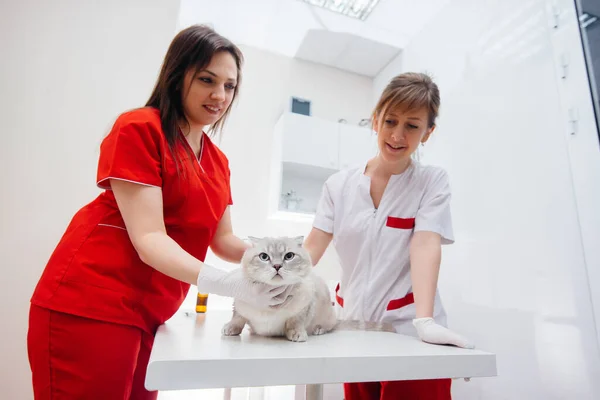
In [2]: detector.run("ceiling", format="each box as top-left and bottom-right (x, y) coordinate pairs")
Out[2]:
(178, 0), (451, 77)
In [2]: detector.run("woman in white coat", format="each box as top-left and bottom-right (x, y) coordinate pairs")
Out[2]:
(304, 72), (473, 400)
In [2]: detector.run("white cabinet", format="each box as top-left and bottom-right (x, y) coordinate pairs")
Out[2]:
(281, 112), (339, 170)
(278, 112), (376, 170)
(270, 112), (375, 217)
(338, 124), (378, 170)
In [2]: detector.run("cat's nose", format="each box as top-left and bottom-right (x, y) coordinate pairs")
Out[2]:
(273, 264), (282, 271)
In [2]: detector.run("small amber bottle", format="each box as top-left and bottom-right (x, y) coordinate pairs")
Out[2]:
(196, 292), (209, 313)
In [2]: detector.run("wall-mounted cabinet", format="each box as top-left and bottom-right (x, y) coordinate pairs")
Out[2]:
(280, 113), (340, 170)
(269, 112), (377, 218)
(338, 124), (379, 170)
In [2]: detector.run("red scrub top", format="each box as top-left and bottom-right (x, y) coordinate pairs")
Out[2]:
(30, 107), (232, 334)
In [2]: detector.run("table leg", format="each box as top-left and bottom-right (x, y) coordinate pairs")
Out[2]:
(305, 384), (323, 400)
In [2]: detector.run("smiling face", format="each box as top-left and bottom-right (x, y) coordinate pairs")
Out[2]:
(371, 72), (441, 168)
(181, 51), (238, 130)
(374, 106), (434, 165)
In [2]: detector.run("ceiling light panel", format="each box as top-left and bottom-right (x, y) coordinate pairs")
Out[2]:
(298, 0), (381, 21)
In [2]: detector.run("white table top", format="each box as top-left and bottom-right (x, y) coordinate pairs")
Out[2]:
(146, 310), (497, 391)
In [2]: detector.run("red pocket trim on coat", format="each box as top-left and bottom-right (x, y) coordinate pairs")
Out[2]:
(335, 283), (344, 307)
(386, 292), (415, 311)
(386, 216), (415, 229)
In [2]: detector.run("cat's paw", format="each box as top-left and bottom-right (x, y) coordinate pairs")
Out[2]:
(286, 328), (308, 342)
(312, 325), (326, 335)
(222, 322), (244, 336)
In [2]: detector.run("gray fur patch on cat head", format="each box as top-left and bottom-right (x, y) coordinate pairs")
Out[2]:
(241, 236), (312, 285)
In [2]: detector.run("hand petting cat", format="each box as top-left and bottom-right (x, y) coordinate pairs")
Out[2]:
(196, 263), (292, 308)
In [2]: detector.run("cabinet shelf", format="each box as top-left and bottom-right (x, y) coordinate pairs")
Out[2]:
(269, 112), (377, 218)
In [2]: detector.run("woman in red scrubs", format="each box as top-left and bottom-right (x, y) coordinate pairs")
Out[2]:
(27, 25), (288, 400)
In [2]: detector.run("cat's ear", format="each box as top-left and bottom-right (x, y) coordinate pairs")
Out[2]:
(292, 236), (304, 246)
(247, 236), (261, 246)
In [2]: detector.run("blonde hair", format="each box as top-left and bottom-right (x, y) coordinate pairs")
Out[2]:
(373, 72), (440, 129)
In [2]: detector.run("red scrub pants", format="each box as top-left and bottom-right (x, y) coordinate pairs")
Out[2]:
(344, 378), (452, 400)
(27, 304), (157, 400)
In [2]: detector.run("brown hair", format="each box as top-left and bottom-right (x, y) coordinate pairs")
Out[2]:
(373, 72), (440, 129)
(146, 24), (243, 160)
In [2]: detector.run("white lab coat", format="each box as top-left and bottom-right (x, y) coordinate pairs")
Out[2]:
(313, 161), (454, 337)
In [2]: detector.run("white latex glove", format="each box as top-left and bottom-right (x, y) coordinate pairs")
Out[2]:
(413, 317), (475, 349)
(196, 264), (291, 308)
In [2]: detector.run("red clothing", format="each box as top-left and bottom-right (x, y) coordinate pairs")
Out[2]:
(343, 379), (452, 400)
(30, 107), (232, 334)
(28, 304), (157, 400)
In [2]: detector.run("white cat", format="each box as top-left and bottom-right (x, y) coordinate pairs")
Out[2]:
(222, 236), (393, 342)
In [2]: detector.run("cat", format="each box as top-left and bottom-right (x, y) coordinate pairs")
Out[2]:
(221, 236), (395, 342)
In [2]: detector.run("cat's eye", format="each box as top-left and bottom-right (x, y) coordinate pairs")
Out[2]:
(258, 253), (270, 262)
(284, 252), (295, 261)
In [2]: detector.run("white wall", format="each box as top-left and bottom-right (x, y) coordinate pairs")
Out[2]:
(286, 58), (375, 123)
(395, 0), (600, 398)
(0, 0), (181, 398)
(373, 51), (404, 105)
